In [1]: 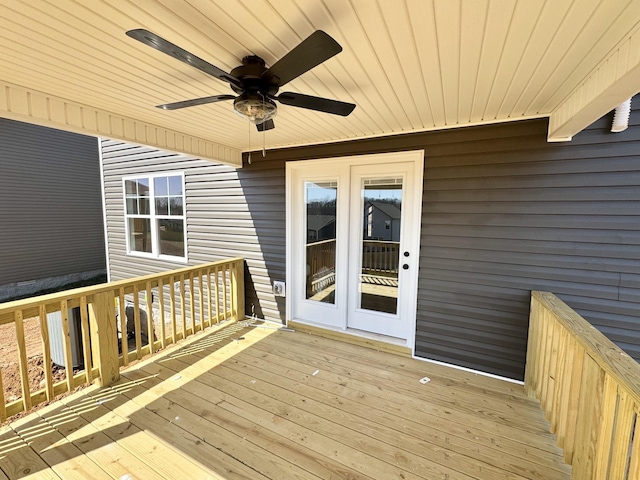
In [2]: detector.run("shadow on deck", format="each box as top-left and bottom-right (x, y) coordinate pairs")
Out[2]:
(0, 322), (571, 479)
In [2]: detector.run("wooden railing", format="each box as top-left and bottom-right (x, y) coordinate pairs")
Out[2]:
(362, 240), (399, 275)
(306, 239), (336, 296)
(525, 291), (640, 480)
(306, 239), (400, 282)
(0, 258), (244, 422)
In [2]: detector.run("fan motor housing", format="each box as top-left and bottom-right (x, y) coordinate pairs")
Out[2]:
(229, 55), (279, 96)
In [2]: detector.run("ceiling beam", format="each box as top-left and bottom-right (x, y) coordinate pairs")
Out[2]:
(0, 80), (242, 166)
(548, 24), (640, 142)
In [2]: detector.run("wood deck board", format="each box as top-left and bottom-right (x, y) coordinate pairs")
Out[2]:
(255, 333), (552, 432)
(1, 323), (571, 479)
(234, 342), (571, 478)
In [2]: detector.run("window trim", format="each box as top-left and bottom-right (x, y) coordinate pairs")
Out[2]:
(122, 172), (187, 263)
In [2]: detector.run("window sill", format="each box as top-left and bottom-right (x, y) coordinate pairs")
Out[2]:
(126, 251), (189, 264)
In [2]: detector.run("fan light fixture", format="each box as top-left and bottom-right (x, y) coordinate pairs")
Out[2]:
(233, 93), (277, 125)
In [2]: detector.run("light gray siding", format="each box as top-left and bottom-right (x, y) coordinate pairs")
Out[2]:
(0, 118), (105, 298)
(101, 140), (285, 322)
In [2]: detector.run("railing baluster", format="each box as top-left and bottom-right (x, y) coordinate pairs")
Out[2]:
(206, 268), (213, 327)
(179, 274), (186, 340)
(189, 272), (197, 333)
(198, 270), (206, 329)
(79, 296), (92, 384)
(133, 284), (142, 359)
(628, 409), (640, 479)
(222, 264), (228, 320)
(550, 325), (568, 434)
(169, 274), (177, 345)
(38, 304), (54, 400)
(158, 278), (166, 349)
(608, 389), (634, 479)
(214, 266), (220, 323)
(59, 300), (74, 394)
(563, 341), (585, 464)
(146, 281), (155, 354)
(0, 363), (5, 421)
(119, 287), (128, 366)
(593, 374), (618, 479)
(230, 261), (237, 320)
(14, 310), (32, 411)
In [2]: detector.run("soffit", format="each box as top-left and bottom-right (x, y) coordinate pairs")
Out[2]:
(1, 0), (639, 162)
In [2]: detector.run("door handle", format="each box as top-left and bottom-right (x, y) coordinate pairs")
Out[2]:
(402, 264), (409, 270)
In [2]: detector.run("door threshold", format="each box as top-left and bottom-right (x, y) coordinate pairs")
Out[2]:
(288, 320), (412, 357)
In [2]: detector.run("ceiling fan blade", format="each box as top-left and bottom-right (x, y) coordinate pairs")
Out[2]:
(156, 95), (236, 110)
(126, 29), (243, 89)
(277, 92), (355, 116)
(262, 31), (342, 87)
(256, 119), (275, 132)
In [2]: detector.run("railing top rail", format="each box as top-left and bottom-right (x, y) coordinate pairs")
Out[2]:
(532, 290), (640, 402)
(0, 257), (244, 317)
(306, 239), (336, 247)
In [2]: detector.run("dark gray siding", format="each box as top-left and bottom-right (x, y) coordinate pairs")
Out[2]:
(416, 113), (640, 380)
(103, 96), (640, 381)
(0, 118), (105, 289)
(101, 140), (285, 322)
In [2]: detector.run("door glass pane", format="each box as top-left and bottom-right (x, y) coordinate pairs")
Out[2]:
(305, 181), (337, 304)
(359, 178), (402, 314)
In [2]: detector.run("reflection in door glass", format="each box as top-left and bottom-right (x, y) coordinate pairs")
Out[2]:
(359, 178), (402, 314)
(305, 182), (337, 304)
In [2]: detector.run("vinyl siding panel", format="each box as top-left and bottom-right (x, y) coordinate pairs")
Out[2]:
(103, 95), (640, 381)
(0, 117), (105, 286)
(101, 141), (285, 322)
(416, 102), (640, 380)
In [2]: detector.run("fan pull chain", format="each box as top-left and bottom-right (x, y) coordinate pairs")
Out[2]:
(247, 120), (252, 164)
(262, 94), (267, 158)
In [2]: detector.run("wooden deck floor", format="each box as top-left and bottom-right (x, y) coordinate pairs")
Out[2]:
(0, 322), (571, 479)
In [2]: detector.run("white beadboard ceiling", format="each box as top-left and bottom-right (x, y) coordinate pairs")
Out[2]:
(1, 0), (640, 166)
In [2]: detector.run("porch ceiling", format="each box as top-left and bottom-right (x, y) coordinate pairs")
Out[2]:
(1, 1), (640, 166)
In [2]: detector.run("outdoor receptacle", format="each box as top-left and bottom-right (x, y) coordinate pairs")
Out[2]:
(273, 281), (286, 297)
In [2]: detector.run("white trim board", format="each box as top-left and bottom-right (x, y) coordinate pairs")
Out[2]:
(285, 150), (424, 350)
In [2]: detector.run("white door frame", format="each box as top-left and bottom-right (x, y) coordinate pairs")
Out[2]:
(286, 150), (424, 349)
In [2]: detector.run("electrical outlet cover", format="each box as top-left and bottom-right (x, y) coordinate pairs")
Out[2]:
(273, 281), (286, 297)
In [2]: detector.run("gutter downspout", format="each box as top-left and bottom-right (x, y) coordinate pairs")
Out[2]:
(611, 98), (632, 132)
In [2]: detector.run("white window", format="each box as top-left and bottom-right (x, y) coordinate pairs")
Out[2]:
(123, 173), (186, 261)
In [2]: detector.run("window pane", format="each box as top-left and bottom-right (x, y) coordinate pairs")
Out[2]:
(125, 180), (137, 195)
(126, 197), (138, 214)
(154, 177), (168, 196)
(128, 218), (152, 253)
(305, 181), (337, 304)
(139, 197), (150, 214)
(169, 196), (183, 215)
(359, 182), (402, 315)
(168, 176), (183, 195)
(155, 197), (169, 215)
(137, 178), (150, 193)
(158, 219), (185, 257)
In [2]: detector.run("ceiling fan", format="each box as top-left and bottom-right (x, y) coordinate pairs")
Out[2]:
(126, 29), (356, 131)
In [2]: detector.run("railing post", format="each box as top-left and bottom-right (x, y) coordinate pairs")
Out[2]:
(232, 260), (245, 321)
(88, 291), (120, 387)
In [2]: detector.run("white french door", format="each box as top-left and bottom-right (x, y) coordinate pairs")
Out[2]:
(287, 151), (423, 342)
